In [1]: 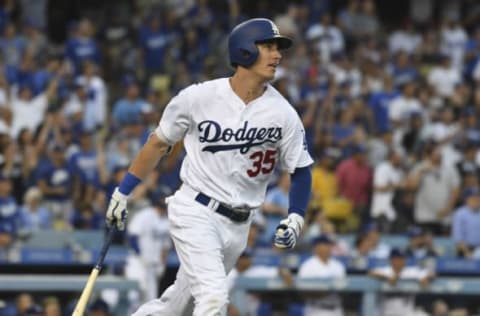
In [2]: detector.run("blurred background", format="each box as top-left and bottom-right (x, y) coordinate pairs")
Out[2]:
(1, 0), (480, 315)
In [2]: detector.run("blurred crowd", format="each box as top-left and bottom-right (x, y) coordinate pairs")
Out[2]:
(1, 0), (480, 314)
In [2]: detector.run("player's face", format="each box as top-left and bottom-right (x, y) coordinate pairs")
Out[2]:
(250, 41), (282, 81)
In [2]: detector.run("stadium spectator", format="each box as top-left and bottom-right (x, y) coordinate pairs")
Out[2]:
(138, 13), (177, 78)
(362, 222), (391, 259)
(68, 129), (105, 206)
(41, 296), (61, 316)
(64, 18), (101, 73)
(367, 75), (399, 135)
(88, 298), (110, 316)
(404, 226), (438, 261)
(368, 248), (435, 316)
(112, 75), (151, 129)
(36, 143), (73, 229)
(70, 202), (103, 230)
(260, 171), (289, 244)
(452, 188), (480, 258)
(19, 186), (51, 231)
(298, 234), (346, 316)
(311, 147), (341, 207)
(305, 13), (344, 64)
(406, 142), (460, 234)
(227, 249), (293, 316)
(0, 174), (19, 248)
(0, 22), (25, 67)
(370, 148), (406, 232)
(24, 304), (42, 316)
(9, 77), (58, 139)
(388, 81), (422, 129)
(75, 60), (108, 131)
(427, 55), (462, 98)
(336, 144), (372, 226)
(388, 22), (422, 55)
(350, 233), (374, 270)
(439, 18), (467, 71)
(13, 293), (35, 316)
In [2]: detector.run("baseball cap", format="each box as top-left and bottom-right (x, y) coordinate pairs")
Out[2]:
(389, 248), (406, 259)
(351, 144), (367, 155)
(463, 187), (480, 200)
(406, 226), (423, 238)
(24, 305), (43, 316)
(122, 74), (138, 88)
(361, 222), (378, 234)
(321, 147), (341, 160)
(89, 298), (109, 313)
(311, 234), (334, 246)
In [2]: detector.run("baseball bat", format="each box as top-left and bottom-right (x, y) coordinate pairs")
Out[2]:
(72, 226), (116, 316)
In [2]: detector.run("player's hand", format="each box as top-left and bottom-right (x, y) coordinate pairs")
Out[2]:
(274, 213), (304, 249)
(106, 187), (128, 230)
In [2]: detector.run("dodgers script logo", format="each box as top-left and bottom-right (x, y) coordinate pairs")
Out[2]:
(198, 120), (282, 154)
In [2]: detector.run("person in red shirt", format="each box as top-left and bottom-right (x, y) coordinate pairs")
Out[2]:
(336, 144), (372, 228)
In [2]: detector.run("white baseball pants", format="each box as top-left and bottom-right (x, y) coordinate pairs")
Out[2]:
(131, 185), (251, 316)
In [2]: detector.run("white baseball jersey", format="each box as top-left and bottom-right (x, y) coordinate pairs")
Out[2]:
(127, 207), (170, 264)
(371, 161), (404, 221)
(370, 265), (430, 316)
(298, 256), (346, 315)
(126, 206), (171, 301)
(154, 78), (313, 209)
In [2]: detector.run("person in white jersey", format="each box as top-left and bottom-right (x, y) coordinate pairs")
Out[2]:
(125, 194), (171, 302)
(298, 234), (346, 316)
(105, 18), (313, 316)
(368, 248), (434, 316)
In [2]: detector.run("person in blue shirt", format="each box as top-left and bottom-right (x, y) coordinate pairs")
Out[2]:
(368, 75), (399, 134)
(36, 143), (73, 227)
(259, 172), (290, 245)
(112, 75), (151, 129)
(0, 174), (19, 249)
(464, 27), (480, 80)
(64, 18), (101, 74)
(68, 130), (104, 206)
(19, 186), (51, 232)
(452, 188), (480, 258)
(0, 23), (25, 67)
(138, 14), (177, 76)
(388, 51), (419, 88)
(179, 27), (209, 78)
(70, 202), (103, 230)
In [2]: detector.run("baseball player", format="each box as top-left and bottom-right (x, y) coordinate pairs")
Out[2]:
(106, 18), (313, 316)
(125, 194), (171, 302)
(298, 235), (346, 316)
(368, 248), (434, 316)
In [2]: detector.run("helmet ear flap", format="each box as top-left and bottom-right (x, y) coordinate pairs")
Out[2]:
(239, 48), (251, 58)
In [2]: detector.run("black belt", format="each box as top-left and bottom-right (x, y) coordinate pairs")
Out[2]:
(195, 192), (250, 223)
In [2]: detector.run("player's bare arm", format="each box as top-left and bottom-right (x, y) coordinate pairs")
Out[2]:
(128, 133), (171, 180)
(105, 133), (170, 230)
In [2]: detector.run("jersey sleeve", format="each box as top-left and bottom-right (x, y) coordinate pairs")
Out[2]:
(154, 87), (193, 145)
(128, 211), (144, 236)
(278, 110), (313, 173)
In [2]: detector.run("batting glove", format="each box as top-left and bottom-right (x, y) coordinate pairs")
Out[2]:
(274, 213), (304, 249)
(106, 188), (128, 230)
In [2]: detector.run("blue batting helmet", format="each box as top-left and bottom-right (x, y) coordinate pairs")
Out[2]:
(228, 18), (293, 68)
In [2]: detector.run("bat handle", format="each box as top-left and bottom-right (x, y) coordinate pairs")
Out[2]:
(95, 226), (116, 270)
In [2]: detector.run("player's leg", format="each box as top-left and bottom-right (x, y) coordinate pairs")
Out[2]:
(131, 265), (194, 316)
(167, 186), (251, 316)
